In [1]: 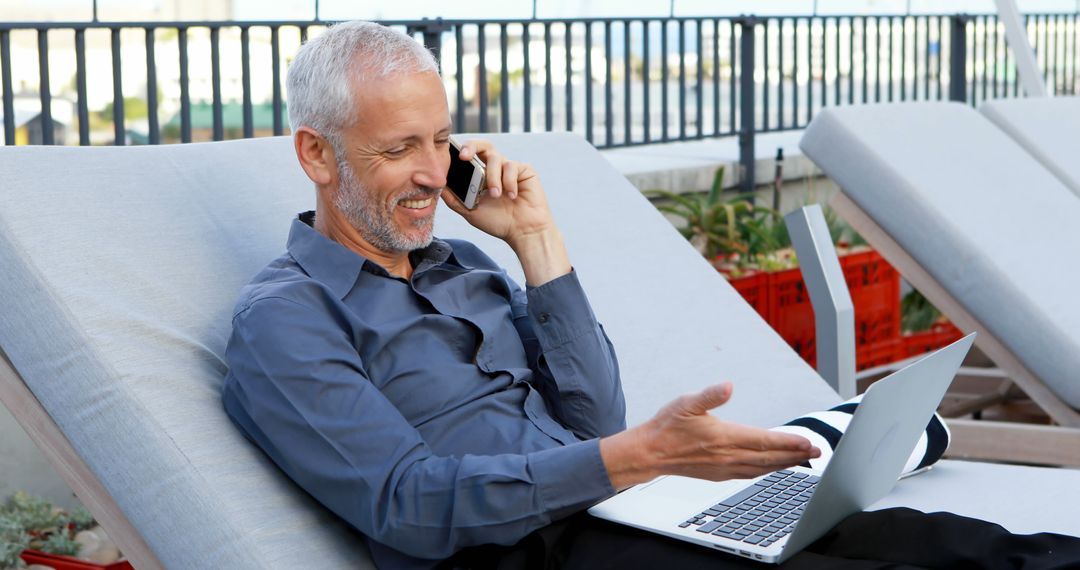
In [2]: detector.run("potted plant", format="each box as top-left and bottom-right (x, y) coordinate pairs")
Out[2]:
(647, 166), (788, 266)
(899, 290), (963, 358)
(1, 492), (131, 570)
(647, 168), (903, 370)
(1, 513), (30, 570)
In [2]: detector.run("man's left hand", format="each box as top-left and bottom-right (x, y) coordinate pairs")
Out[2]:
(441, 139), (571, 286)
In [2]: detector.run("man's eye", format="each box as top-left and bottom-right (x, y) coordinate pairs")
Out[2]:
(385, 147), (407, 157)
(436, 139), (450, 147)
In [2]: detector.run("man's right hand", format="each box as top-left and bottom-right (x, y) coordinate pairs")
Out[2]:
(598, 383), (821, 491)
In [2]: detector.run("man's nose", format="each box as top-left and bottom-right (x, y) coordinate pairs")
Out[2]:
(415, 145), (448, 190)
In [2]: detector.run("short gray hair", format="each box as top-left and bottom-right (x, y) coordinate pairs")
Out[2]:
(286, 21), (439, 149)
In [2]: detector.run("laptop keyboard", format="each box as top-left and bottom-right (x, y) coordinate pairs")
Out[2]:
(677, 470), (820, 547)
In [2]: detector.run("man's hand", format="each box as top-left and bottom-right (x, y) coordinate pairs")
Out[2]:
(599, 383), (821, 491)
(440, 139), (571, 286)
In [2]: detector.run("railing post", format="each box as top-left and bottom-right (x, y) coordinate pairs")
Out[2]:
(738, 17), (758, 194)
(949, 14), (969, 103)
(412, 18), (445, 69)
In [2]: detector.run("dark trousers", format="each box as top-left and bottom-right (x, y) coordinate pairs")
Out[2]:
(445, 508), (1080, 570)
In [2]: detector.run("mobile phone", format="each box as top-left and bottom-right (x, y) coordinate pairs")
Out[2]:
(447, 136), (487, 209)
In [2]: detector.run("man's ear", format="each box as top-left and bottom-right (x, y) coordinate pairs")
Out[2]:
(294, 126), (336, 186)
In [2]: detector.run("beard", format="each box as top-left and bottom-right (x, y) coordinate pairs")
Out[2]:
(334, 158), (439, 254)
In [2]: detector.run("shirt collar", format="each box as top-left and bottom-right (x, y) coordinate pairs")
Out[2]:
(286, 211), (457, 298)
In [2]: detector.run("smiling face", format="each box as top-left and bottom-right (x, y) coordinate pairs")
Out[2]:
(333, 70), (452, 255)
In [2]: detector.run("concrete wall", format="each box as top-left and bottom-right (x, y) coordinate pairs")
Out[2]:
(0, 403), (79, 511)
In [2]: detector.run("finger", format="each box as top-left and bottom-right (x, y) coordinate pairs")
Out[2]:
(485, 154), (504, 198)
(463, 139), (503, 196)
(750, 448), (820, 469)
(682, 383), (733, 416)
(759, 430), (816, 452)
(439, 191), (469, 217)
(502, 161), (520, 199)
(746, 427), (817, 453)
(460, 138), (491, 161)
(710, 423), (817, 456)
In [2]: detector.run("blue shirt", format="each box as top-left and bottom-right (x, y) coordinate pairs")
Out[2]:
(222, 212), (626, 568)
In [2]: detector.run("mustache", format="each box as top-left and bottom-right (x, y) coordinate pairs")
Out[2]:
(395, 187), (442, 203)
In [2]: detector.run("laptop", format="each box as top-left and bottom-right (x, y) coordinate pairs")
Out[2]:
(588, 333), (975, 564)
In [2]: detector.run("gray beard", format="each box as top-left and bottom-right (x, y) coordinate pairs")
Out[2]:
(334, 159), (438, 254)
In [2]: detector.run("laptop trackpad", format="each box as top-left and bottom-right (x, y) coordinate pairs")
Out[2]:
(638, 475), (746, 504)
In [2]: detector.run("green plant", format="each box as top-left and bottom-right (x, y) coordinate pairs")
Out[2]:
(647, 167), (787, 263)
(649, 168), (872, 276)
(0, 492), (95, 562)
(98, 97), (150, 122)
(0, 514), (29, 569)
(901, 289), (942, 333)
(64, 507), (95, 533)
(39, 532), (80, 557)
(3, 493), (59, 534)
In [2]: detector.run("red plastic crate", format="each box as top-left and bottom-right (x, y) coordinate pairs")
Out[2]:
(21, 550), (133, 570)
(767, 249), (902, 370)
(856, 338), (902, 371)
(841, 250), (902, 347)
(724, 270), (771, 321)
(901, 322), (964, 358)
(768, 266), (818, 366)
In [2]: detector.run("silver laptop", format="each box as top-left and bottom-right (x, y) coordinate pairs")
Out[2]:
(588, 333), (975, 564)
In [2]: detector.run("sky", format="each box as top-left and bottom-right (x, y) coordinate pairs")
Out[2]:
(4, 0), (1078, 22)
(242, 0), (1080, 20)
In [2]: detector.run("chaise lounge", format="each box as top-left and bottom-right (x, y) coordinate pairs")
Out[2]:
(1, 133), (1078, 568)
(801, 101), (1080, 467)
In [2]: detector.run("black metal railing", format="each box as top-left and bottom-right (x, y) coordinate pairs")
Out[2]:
(1, 13), (1077, 190)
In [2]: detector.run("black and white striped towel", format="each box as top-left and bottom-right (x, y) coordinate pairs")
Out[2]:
(771, 395), (950, 477)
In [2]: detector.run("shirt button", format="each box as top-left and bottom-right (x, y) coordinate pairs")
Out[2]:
(538, 313), (550, 324)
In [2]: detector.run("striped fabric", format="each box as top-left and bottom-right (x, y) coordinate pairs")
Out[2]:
(771, 395), (951, 477)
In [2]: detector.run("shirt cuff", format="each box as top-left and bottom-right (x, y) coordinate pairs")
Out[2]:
(525, 270), (601, 351)
(529, 438), (615, 519)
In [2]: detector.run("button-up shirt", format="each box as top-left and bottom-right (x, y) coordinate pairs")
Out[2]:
(222, 212), (626, 568)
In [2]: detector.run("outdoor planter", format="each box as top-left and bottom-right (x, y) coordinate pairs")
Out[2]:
(725, 269), (771, 319)
(1, 492), (129, 570)
(900, 322), (964, 359)
(21, 549), (132, 570)
(649, 169), (956, 371)
(723, 248), (902, 371)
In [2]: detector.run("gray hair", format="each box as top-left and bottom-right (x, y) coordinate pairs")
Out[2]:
(286, 21), (439, 150)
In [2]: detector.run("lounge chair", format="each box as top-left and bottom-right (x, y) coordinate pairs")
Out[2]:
(1, 133), (1077, 569)
(801, 101), (1080, 466)
(980, 96), (1080, 195)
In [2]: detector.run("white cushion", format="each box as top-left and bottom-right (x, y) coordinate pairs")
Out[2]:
(980, 96), (1080, 196)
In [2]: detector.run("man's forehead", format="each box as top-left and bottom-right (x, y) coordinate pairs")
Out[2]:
(350, 72), (451, 142)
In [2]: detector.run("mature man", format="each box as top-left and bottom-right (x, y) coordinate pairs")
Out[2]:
(223, 21), (1080, 570)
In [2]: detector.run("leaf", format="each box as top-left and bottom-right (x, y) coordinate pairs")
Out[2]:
(720, 203), (738, 246)
(707, 166), (726, 207)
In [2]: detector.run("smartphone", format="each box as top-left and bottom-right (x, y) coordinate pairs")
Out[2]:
(447, 136), (487, 209)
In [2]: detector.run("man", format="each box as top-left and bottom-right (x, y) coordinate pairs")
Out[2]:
(223, 21), (1080, 570)
(222, 18), (819, 567)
